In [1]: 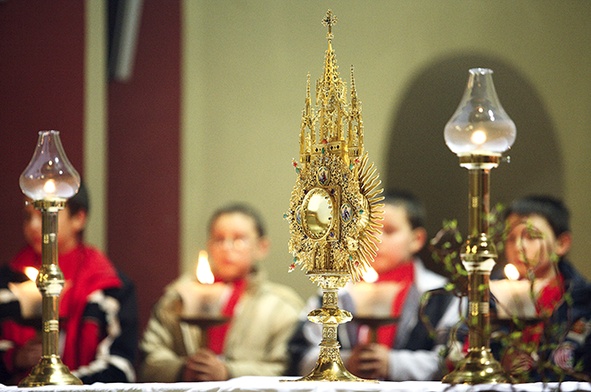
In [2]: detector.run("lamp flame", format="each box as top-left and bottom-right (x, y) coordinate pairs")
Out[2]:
(196, 250), (214, 284)
(470, 130), (488, 146)
(24, 267), (39, 282)
(362, 267), (378, 283)
(504, 263), (520, 281)
(43, 179), (57, 195)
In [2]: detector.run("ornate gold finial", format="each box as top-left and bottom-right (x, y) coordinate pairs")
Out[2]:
(322, 9), (337, 40)
(299, 73), (314, 162)
(349, 65), (363, 159)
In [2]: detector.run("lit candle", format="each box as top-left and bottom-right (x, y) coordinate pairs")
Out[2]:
(504, 263), (520, 281)
(8, 267), (42, 319)
(349, 268), (402, 318)
(489, 264), (536, 319)
(196, 250), (214, 284)
(348, 267), (402, 343)
(176, 251), (229, 317)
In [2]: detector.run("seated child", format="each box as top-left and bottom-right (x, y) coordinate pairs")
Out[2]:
(139, 203), (304, 382)
(0, 183), (139, 385)
(496, 195), (591, 381)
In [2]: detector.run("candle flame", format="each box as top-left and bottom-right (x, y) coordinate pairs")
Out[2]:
(43, 179), (57, 194)
(504, 263), (520, 281)
(24, 267), (39, 281)
(362, 267), (378, 283)
(196, 250), (214, 284)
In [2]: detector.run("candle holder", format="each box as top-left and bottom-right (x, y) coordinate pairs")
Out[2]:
(179, 315), (230, 348)
(441, 69), (516, 384)
(285, 10), (383, 382)
(353, 316), (399, 344)
(18, 130), (82, 387)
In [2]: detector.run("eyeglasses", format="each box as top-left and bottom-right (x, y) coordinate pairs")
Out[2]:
(209, 237), (253, 251)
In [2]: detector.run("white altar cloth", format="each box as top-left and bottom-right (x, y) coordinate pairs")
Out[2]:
(3, 377), (590, 392)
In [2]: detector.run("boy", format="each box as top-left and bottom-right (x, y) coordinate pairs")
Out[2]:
(288, 191), (459, 381)
(0, 183), (139, 384)
(139, 203), (304, 382)
(499, 195), (591, 380)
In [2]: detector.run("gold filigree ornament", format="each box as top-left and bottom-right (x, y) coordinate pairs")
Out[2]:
(284, 10), (383, 382)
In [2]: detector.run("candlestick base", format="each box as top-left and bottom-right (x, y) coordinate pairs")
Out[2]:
(442, 348), (509, 385)
(18, 356), (82, 387)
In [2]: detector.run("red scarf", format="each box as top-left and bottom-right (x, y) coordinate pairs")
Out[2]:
(10, 245), (121, 368)
(374, 262), (415, 346)
(206, 278), (247, 354)
(522, 275), (564, 343)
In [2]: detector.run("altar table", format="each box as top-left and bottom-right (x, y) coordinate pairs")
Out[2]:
(3, 377), (591, 392)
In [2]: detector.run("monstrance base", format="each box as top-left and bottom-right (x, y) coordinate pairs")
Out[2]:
(293, 353), (376, 383)
(290, 272), (377, 383)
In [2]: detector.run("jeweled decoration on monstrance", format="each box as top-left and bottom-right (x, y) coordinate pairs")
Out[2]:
(285, 10), (383, 382)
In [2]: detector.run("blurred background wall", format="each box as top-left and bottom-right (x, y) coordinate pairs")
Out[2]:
(1, 0), (590, 332)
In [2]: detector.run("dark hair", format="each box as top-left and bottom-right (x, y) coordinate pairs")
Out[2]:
(66, 181), (90, 216)
(504, 195), (570, 237)
(207, 203), (266, 238)
(383, 189), (426, 229)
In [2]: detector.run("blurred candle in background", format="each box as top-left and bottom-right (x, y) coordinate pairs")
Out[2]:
(8, 267), (42, 319)
(176, 251), (229, 317)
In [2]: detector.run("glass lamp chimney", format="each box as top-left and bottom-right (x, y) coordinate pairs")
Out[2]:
(444, 68), (516, 157)
(19, 130), (80, 201)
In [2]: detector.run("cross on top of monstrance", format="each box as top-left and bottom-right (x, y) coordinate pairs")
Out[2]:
(285, 10), (383, 382)
(322, 9), (337, 39)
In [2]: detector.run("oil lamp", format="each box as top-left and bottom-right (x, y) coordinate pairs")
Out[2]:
(441, 68), (515, 384)
(18, 130), (82, 387)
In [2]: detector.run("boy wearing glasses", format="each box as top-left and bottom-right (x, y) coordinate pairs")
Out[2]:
(139, 203), (304, 382)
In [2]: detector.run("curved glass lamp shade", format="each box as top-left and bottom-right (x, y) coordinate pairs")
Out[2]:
(19, 130), (80, 201)
(444, 68), (516, 156)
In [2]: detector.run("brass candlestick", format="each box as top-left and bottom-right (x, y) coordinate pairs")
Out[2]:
(19, 200), (82, 387)
(18, 130), (82, 387)
(441, 69), (516, 384)
(286, 10), (383, 382)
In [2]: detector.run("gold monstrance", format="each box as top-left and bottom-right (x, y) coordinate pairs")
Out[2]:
(285, 10), (383, 382)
